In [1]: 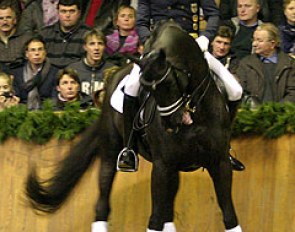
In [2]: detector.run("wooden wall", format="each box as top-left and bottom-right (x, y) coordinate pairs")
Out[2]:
(0, 136), (294, 232)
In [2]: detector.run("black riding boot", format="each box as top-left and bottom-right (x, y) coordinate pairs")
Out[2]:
(117, 95), (139, 172)
(227, 100), (245, 171)
(229, 149), (245, 171)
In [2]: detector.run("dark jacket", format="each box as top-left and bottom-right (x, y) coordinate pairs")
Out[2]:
(220, 0), (284, 26)
(17, 0), (44, 33)
(279, 20), (295, 56)
(236, 50), (295, 103)
(67, 58), (115, 96)
(136, 0), (220, 43)
(40, 21), (90, 68)
(0, 30), (32, 68)
(52, 92), (93, 111)
(11, 59), (59, 104)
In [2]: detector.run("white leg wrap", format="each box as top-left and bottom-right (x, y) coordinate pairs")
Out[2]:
(163, 222), (177, 232)
(225, 225), (242, 232)
(146, 229), (162, 232)
(124, 63), (141, 97)
(204, 52), (243, 101)
(91, 221), (108, 232)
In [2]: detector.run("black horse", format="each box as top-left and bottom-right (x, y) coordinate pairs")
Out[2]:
(26, 21), (241, 232)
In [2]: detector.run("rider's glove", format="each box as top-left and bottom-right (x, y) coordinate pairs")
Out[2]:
(195, 35), (209, 52)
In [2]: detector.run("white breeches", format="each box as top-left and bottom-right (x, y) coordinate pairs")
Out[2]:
(204, 51), (243, 101)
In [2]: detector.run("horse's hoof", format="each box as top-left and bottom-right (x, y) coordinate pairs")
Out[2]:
(229, 155), (245, 171)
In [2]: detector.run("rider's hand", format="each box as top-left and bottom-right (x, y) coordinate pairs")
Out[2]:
(195, 35), (209, 52)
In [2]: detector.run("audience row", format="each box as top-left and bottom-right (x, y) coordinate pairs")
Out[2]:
(0, 0), (294, 112)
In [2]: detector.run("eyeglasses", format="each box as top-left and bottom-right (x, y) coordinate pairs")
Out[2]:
(27, 47), (45, 53)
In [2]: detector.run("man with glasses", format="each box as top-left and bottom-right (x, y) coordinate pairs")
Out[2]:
(40, 0), (90, 68)
(237, 23), (295, 103)
(0, 3), (32, 68)
(11, 36), (59, 110)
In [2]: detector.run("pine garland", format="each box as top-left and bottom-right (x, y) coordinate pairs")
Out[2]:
(0, 101), (294, 144)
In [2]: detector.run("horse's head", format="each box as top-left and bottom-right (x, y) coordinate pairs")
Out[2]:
(140, 49), (197, 132)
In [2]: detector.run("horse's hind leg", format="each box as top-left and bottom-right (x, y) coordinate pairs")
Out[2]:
(207, 158), (242, 231)
(148, 162), (179, 231)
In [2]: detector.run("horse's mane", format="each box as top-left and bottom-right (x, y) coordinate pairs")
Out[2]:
(144, 20), (184, 50)
(144, 21), (208, 81)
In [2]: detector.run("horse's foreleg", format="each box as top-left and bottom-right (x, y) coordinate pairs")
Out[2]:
(148, 161), (179, 231)
(207, 157), (242, 231)
(92, 154), (118, 232)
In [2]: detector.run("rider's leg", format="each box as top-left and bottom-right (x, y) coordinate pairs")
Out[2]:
(203, 52), (245, 171)
(204, 51), (243, 101)
(117, 64), (141, 172)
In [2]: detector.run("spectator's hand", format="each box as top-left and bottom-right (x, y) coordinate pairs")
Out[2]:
(195, 35), (209, 52)
(0, 95), (20, 111)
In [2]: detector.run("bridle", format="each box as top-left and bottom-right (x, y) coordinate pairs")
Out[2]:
(140, 61), (211, 117)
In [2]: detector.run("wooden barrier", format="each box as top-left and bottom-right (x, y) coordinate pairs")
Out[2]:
(0, 136), (294, 232)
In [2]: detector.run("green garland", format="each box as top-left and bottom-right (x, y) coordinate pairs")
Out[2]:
(0, 101), (294, 144)
(0, 101), (100, 144)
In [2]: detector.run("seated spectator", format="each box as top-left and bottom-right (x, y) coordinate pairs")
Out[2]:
(223, 0), (263, 60)
(53, 68), (93, 110)
(67, 29), (115, 99)
(17, 0), (59, 33)
(0, 71), (19, 111)
(82, 0), (130, 33)
(220, 0), (284, 26)
(105, 5), (142, 66)
(0, 3), (32, 68)
(279, 0), (295, 58)
(40, 0), (90, 68)
(11, 36), (59, 110)
(210, 25), (239, 74)
(237, 23), (295, 103)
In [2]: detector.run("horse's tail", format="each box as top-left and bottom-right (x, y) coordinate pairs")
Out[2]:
(26, 118), (102, 213)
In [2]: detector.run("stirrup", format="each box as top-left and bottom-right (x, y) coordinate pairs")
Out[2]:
(117, 147), (139, 172)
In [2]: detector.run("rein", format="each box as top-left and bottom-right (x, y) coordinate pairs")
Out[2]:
(154, 65), (211, 117)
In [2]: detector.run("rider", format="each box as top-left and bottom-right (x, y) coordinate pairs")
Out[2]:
(116, 0), (245, 173)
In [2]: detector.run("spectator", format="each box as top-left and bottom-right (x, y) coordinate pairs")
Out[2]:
(82, 0), (130, 33)
(0, 71), (19, 111)
(0, 4), (32, 68)
(67, 29), (115, 100)
(40, 0), (90, 68)
(237, 23), (295, 103)
(11, 36), (59, 110)
(1, 0), (23, 20)
(220, 0), (284, 26)
(210, 25), (239, 74)
(223, 0), (263, 60)
(136, 0), (220, 44)
(279, 0), (295, 58)
(53, 68), (93, 110)
(105, 5), (142, 66)
(17, 0), (59, 33)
